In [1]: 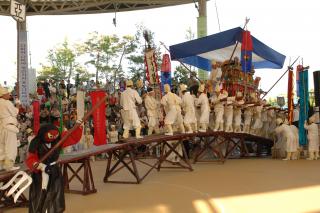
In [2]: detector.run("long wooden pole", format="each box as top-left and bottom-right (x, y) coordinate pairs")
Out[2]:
(261, 56), (300, 99)
(34, 94), (107, 168)
(160, 41), (202, 82)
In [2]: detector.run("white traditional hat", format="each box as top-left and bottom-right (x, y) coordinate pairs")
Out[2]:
(198, 84), (205, 93)
(164, 84), (171, 93)
(309, 116), (316, 123)
(26, 128), (33, 134)
(236, 91), (243, 98)
(0, 86), (9, 97)
(126, 80), (133, 87)
(179, 84), (187, 92)
(276, 118), (283, 126)
(215, 85), (220, 93)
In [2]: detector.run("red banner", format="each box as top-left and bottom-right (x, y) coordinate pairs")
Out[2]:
(161, 54), (171, 72)
(288, 69), (294, 124)
(90, 90), (107, 145)
(32, 100), (40, 135)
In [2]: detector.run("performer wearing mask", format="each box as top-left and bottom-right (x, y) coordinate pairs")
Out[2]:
(120, 80), (143, 139)
(144, 88), (160, 135)
(196, 84), (210, 132)
(26, 123), (83, 213)
(161, 84), (185, 135)
(0, 86), (20, 171)
(180, 84), (197, 133)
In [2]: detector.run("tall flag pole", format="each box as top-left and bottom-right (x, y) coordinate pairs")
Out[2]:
(287, 67), (294, 124)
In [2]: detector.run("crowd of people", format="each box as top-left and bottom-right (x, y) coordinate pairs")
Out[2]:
(0, 64), (319, 171)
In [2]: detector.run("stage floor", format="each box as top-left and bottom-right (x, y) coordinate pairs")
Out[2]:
(7, 158), (320, 213)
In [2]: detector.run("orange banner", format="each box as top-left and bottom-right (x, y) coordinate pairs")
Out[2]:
(288, 69), (294, 124)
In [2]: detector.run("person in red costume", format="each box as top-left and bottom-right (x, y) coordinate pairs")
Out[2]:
(26, 123), (83, 213)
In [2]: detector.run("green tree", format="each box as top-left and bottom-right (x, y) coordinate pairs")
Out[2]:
(39, 39), (79, 82)
(78, 32), (130, 85)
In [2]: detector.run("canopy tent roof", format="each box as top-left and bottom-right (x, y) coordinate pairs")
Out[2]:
(169, 27), (286, 71)
(0, 0), (200, 16)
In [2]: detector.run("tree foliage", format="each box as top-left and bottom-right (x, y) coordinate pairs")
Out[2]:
(38, 39), (81, 82)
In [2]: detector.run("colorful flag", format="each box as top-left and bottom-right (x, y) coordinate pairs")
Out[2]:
(161, 54), (171, 72)
(241, 30), (253, 73)
(160, 54), (172, 93)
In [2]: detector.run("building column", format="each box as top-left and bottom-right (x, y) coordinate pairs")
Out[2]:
(17, 20), (29, 105)
(197, 0), (208, 81)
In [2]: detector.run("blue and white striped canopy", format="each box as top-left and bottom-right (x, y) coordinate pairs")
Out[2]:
(169, 27), (286, 71)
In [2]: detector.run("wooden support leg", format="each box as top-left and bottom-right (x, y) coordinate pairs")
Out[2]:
(63, 158), (97, 195)
(103, 147), (141, 184)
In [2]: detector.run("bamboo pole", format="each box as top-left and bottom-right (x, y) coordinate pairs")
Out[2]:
(34, 94), (107, 169)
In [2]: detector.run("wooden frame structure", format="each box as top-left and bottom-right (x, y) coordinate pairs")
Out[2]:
(0, 131), (273, 211)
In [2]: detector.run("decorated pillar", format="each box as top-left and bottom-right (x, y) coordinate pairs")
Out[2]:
(15, 9), (29, 105)
(90, 90), (107, 145)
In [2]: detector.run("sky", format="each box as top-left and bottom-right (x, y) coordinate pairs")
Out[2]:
(0, 0), (319, 99)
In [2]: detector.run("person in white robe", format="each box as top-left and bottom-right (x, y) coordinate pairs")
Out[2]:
(195, 84), (210, 132)
(161, 84), (185, 135)
(304, 116), (319, 160)
(144, 88), (160, 135)
(0, 86), (20, 171)
(180, 84), (197, 133)
(120, 80), (143, 139)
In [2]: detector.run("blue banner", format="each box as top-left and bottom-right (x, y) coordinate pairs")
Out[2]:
(298, 70), (309, 146)
(161, 72), (172, 93)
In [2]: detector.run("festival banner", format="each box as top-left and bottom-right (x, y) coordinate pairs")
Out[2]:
(241, 30), (253, 73)
(296, 65), (303, 97)
(32, 100), (40, 135)
(287, 69), (294, 124)
(90, 90), (107, 145)
(298, 69), (309, 146)
(145, 49), (159, 85)
(18, 31), (29, 105)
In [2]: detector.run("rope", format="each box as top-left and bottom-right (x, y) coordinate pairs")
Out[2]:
(215, 0), (221, 32)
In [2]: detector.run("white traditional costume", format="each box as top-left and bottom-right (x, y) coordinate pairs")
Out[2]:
(180, 84), (197, 133)
(144, 88), (160, 135)
(0, 87), (19, 171)
(161, 84), (185, 135)
(196, 84), (210, 132)
(120, 80), (143, 139)
(304, 116), (319, 160)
